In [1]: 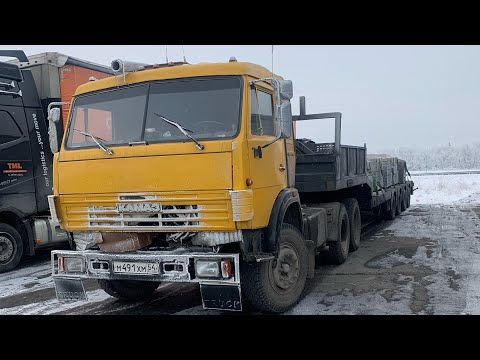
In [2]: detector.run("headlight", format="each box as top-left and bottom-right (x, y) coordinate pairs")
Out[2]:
(195, 259), (234, 279)
(195, 260), (220, 278)
(59, 256), (85, 273)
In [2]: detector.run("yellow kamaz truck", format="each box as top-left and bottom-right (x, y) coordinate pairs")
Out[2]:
(48, 57), (414, 312)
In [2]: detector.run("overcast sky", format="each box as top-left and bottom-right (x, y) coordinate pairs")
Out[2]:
(2, 45), (479, 153)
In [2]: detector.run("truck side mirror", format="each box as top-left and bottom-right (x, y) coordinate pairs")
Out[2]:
(48, 120), (59, 154)
(279, 101), (293, 139)
(278, 80), (293, 101)
(47, 107), (61, 154)
(48, 107), (61, 123)
(46, 101), (69, 154)
(276, 80), (293, 139)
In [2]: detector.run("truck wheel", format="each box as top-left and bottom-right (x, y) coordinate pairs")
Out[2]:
(98, 279), (160, 301)
(406, 188), (411, 208)
(401, 188), (407, 212)
(395, 189), (402, 215)
(385, 195), (396, 220)
(342, 198), (361, 252)
(375, 203), (386, 220)
(327, 204), (350, 264)
(0, 223), (24, 273)
(241, 224), (308, 313)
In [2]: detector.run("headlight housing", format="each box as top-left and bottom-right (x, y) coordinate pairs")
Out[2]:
(59, 256), (85, 274)
(195, 259), (233, 279)
(195, 260), (220, 278)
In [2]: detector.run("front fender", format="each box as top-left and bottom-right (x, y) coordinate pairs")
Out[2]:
(263, 188), (302, 255)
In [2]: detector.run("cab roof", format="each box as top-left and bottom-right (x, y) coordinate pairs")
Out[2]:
(74, 61), (283, 96)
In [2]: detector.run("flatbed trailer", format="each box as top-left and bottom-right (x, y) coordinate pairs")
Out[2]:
(293, 100), (413, 221)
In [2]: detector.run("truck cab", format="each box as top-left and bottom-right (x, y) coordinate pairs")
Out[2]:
(50, 57), (414, 312)
(0, 50), (113, 273)
(0, 51), (68, 272)
(50, 59), (304, 311)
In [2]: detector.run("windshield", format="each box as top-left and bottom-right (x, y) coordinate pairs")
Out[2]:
(65, 77), (242, 149)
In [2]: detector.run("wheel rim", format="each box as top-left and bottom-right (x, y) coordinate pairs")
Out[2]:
(269, 242), (300, 294)
(0, 233), (15, 263)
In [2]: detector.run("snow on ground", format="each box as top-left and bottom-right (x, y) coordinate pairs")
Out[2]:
(0, 261), (52, 299)
(0, 289), (111, 315)
(411, 173), (480, 205)
(410, 169), (480, 175)
(386, 192), (480, 314)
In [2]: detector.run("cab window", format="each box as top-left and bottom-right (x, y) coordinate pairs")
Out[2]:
(0, 110), (22, 144)
(250, 88), (274, 136)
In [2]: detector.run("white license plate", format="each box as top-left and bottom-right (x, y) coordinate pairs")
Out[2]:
(116, 203), (161, 213)
(113, 261), (160, 275)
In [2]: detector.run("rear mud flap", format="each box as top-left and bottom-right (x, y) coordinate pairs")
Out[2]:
(200, 284), (242, 311)
(54, 278), (87, 301)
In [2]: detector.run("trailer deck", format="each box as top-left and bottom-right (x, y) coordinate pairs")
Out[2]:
(293, 98), (413, 212)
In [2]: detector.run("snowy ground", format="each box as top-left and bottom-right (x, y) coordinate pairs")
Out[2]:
(1, 173), (480, 315)
(411, 173), (480, 205)
(410, 169), (480, 175)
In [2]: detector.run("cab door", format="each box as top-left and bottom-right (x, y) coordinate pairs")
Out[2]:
(247, 85), (287, 228)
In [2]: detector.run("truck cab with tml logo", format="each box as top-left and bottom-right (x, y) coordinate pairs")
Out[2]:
(0, 50), (112, 272)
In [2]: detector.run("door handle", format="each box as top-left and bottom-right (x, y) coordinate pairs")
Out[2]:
(279, 164), (286, 172)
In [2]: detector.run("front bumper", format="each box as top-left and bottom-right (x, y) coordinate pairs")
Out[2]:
(51, 249), (240, 284)
(52, 249), (243, 311)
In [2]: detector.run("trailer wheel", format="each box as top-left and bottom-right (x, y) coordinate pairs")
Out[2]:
(327, 204), (350, 264)
(385, 194), (396, 220)
(241, 224), (308, 313)
(0, 223), (24, 273)
(342, 198), (361, 252)
(375, 204), (386, 220)
(401, 187), (408, 211)
(98, 279), (160, 301)
(395, 189), (402, 215)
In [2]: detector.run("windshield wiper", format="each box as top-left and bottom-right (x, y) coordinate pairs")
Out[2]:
(74, 129), (114, 155)
(154, 113), (204, 150)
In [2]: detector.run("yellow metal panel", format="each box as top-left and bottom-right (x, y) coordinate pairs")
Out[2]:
(58, 152), (232, 194)
(74, 62), (284, 96)
(250, 185), (284, 229)
(60, 139), (234, 161)
(246, 82), (287, 229)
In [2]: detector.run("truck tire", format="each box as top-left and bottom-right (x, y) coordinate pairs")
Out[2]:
(327, 204), (350, 264)
(406, 188), (411, 208)
(0, 223), (24, 273)
(375, 203), (387, 220)
(395, 189), (402, 215)
(385, 194), (396, 220)
(401, 187), (407, 212)
(241, 224), (308, 313)
(98, 279), (160, 301)
(342, 198), (361, 252)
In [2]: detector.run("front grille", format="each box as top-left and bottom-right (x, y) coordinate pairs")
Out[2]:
(88, 205), (201, 229)
(61, 191), (235, 232)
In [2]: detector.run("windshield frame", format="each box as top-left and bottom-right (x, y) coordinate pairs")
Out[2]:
(63, 75), (244, 151)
